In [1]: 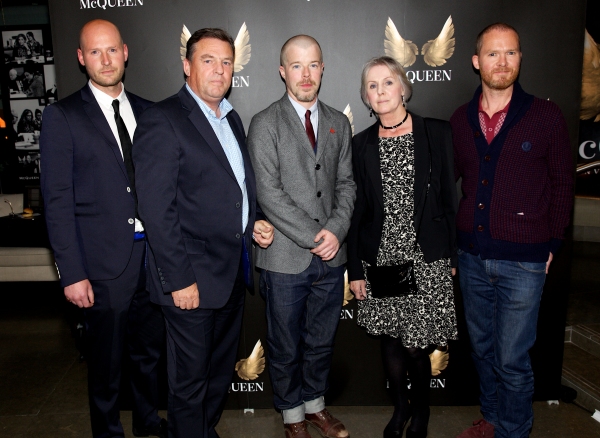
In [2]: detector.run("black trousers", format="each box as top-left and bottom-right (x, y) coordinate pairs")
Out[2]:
(85, 240), (165, 438)
(162, 259), (245, 438)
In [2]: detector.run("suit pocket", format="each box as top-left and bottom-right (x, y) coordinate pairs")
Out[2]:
(183, 237), (206, 255)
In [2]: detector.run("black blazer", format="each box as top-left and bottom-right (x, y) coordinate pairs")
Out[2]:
(346, 113), (458, 281)
(133, 86), (258, 308)
(40, 85), (152, 287)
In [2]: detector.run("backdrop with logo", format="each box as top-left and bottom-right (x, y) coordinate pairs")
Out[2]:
(46, 0), (586, 409)
(577, 0), (600, 197)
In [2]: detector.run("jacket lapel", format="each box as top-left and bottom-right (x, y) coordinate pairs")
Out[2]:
(126, 91), (144, 121)
(315, 101), (330, 162)
(412, 113), (429, 213)
(80, 85), (129, 181)
(362, 122), (384, 210)
(179, 86), (237, 182)
(280, 95), (316, 159)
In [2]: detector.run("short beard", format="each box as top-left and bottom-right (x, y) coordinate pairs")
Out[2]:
(90, 70), (123, 89)
(481, 69), (519, 90)
(293, 89), (318, 103)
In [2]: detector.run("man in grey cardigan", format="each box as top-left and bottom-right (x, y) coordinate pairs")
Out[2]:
(248, 35), (355, 438)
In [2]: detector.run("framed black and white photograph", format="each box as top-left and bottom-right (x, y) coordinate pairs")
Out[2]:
(16, 151), (41, 178)
(10, 99), (46, 151)
(2, 29), (46, 64)
(43, 64), (57, 102)
(6, 63), (45, 99)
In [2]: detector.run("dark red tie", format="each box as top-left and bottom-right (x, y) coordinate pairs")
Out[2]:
(305, 110), (316, 153)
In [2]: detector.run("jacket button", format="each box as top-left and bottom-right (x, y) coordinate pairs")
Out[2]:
(477, 225), (484, 231)
(161, 281), (166, 285)
(314, 218), (320, 223)
(315, 164), (321, 170)
(482, 179), (489, 186)
(235, 202), (240, 208)
(127, 187), (131, 192)
(128, 218), (134, 224)
(236, 233), (241, 239)
(478, 203), (485, 210)
(317, 191), (322, 197)
(484, 155), (491, 162)
(469, 243), (474, 249)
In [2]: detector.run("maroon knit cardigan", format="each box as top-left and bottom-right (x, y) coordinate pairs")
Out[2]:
(450, 83), (573, 262)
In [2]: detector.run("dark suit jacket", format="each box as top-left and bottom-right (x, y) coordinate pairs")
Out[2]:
(133, 86), (258, 309)
(346, 113), (458, 282)
(40, 84), (152, 287)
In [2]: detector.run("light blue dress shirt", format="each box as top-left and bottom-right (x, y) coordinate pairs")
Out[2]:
(186, 84), (248, 231)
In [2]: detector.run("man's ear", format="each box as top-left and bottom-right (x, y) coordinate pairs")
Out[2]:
(77, 48), (85, 67)
(472, 54), (480, 71)
(183, 57), (191, 78)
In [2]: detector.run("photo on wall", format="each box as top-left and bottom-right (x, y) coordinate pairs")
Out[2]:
(6, 63), (45, 99)
(43, 64), (57, 102)
(10, 99), (46, 152)
(16, 151), (41, 178)
(2, 29), (46, 64)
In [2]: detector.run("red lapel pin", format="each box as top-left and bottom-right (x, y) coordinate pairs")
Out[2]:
(330, 128), (335, 134)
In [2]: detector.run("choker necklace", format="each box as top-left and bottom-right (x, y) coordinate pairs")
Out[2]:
(379, 112), (408, 130)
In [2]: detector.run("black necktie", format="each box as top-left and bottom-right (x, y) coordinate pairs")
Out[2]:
(112, 99), (138, 217)
(305, 109), (316, 153)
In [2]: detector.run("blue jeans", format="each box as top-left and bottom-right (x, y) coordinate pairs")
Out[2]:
(260, 256), (344, 421)
(458, 251), (546, 438)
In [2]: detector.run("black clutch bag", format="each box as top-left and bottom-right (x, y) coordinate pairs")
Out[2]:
(366, 261), (418, 298)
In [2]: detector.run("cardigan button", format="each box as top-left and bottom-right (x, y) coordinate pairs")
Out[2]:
(474, 131), (480, 138)
(477, 225), (484, 232)
(484, 155), (491, 162)
(478, 203), (485, 210)
(482, 179), (489, 186)
(469, 243), (474, 249)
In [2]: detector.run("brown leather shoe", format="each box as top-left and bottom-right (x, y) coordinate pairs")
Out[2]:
(305, 409), (349, 438)
(284, 421), (313, 438)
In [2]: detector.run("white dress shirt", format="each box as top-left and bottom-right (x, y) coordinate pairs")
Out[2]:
(88, 81), (143, 232)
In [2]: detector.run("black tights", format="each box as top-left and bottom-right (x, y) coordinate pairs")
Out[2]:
(381, 335), (431, 433)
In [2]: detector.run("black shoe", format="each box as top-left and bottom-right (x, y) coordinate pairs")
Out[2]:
(133, 418), (168, 438)
(406, 428), (427, 438)
(383, 419), (408, 438)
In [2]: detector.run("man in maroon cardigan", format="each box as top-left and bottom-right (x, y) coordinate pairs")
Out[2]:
(451, 23), (573, 438)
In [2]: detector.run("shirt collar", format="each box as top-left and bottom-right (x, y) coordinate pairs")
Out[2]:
(185, 83), (232, 120)
(288, 94), (318, 119)
(88, 80), (127, 107)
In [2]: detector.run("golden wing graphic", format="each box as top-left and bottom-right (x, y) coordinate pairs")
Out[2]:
(235, 339), (265, 380)
(343, 104), (355, 136)
(384, 17), (418, 68)
(343, 269), (354, 306)
(430, 346), (449, 376)
(234, 22), (251, 72)
(180, 24), (191, 61)
(421, 16), (455, 67)
(581, 29), (600, 122)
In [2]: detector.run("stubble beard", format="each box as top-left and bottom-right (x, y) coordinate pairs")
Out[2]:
(481, 68), (519, 90)
(90, 69), (123, 89)
(292, 80), (319, 103)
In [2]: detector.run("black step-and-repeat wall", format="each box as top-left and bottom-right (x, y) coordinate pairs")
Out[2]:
(47, 0), (586, 409)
